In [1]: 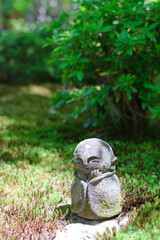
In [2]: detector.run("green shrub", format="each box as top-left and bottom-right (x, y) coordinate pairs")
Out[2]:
(0, 26), (53, 84)
(49, 0), (160, 134)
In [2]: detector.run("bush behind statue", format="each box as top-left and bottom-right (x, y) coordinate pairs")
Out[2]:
(0, 26), (54, 84)
(49, 0), (160, 134)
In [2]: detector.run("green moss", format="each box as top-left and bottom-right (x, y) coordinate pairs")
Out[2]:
(96, 197), (122, 218)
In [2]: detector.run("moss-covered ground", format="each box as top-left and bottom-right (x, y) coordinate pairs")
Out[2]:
(0, 84), (159, 239)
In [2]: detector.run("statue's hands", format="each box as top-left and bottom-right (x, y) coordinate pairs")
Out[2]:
(77, 169), (103, 181)
(88, 169), (102, 181)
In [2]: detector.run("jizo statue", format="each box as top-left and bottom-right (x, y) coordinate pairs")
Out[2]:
(71, 138), (122, 220)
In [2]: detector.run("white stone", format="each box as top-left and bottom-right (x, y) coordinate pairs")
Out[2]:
(54, 219), (120, 240)
(119, 215), (129, 227)
(54, 213), (130, 240)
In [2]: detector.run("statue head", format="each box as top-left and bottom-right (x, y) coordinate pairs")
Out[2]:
(73, 138), (117, 176)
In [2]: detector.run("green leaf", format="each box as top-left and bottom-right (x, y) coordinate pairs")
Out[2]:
(69, 70), (79, 78)
(149, 106), (160, 119)
(142, 102), (148, 110)
(102, 25), (115, 32)
(101, 85), (111, 93)
(156, 44), (160, 50)
(55, 99), (64, 108)
(66, 98), (75, 104)
(84, 88), (95, 96)
(98, 18), (104, 28)
(77, 71), (84, 81)
(78, 58), (90, 63)
(99, 71), (110, 77)
(148, 22), (159, 30)
(126, 90), (132, 100)
(88, 97), (97, 105)
(126, 47), (133, 55)
(59, 12), (69, 21)
(113, 85), (120, 91)
(97, 97), (104, 106)
(115, 94), (120, 102)
(72, 91), (81, 97)
(60, 62), (68, 68)
(54, 47), (62, 53)
(118, 30), (128, 41)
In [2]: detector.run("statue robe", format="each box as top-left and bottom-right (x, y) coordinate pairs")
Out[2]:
(71, 171), (122, 219)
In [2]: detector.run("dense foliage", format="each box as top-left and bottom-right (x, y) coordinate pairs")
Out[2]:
(49, 0), (160, 134)
(0, 0), (73, 85)
(0, 26), (54, 84)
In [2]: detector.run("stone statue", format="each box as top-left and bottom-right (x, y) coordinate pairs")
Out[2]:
(71, 138), (122, 220)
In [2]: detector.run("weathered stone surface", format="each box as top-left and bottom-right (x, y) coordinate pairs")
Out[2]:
(71, 138), (122, 219)
(55, 220), (120, 240)
(54, 214), (129, 240)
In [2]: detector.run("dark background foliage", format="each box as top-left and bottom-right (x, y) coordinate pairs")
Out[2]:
(0, 27), (54, 84)
(0, 0), (73, 84)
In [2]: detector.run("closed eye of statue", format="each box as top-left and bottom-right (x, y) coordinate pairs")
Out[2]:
(88, 156), (100, 163)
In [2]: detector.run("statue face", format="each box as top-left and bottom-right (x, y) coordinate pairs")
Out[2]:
(73, 138), (117, 175)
